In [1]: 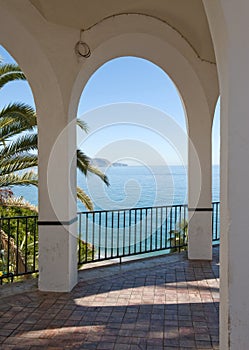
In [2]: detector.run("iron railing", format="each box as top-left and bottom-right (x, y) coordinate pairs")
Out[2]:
(0, 202), (220, 280)
(212, 201), (220, 242)
(0, 215), (38, 283)
(78, 204), (186, 264)
(78, 202), (221, 264)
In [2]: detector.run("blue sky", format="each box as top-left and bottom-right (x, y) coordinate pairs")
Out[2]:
(0, 45), (220, 165)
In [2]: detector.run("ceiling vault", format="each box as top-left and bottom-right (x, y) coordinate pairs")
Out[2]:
(79, 12), (216, 65)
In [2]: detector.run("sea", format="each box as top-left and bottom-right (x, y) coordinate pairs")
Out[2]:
(12, 165), (220, 211)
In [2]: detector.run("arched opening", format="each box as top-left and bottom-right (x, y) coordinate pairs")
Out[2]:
(71, 28), (215, 264)
(0, 46), (38, 206)
(212, 98), (220, 243)
(76, 56), (188, 212)
(78, 57), (187, 209)
(212, 97), (220, 201)
(0, 44), (38, 277)
(75, 56), (191, 262)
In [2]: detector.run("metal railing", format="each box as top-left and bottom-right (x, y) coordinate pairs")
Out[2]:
(212, 201), (220, 242)
(78, 204), (187, 264)
(78, 202), (221, 264)
(0, 202), (220, 280)
(0, 215), (38, 283)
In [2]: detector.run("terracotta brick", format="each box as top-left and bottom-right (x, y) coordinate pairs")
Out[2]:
(0, 247), (219, 350)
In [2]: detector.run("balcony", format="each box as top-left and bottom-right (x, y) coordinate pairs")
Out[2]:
(0, 202), (220, 280)
(0, 245), (219, 349)
(0, 203), (219, 349)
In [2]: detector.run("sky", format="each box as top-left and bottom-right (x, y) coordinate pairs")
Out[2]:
(0, 45), (220, 166)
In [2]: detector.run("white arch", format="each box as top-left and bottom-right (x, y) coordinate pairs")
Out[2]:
(70, 13), (219, 123)
(0, 5), (65, 115)
(71, 23), (217, 260)
(0, 2), (219, 290)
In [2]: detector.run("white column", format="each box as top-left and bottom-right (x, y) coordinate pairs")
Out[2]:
(203, 0), (249, 348)
(219, 42), (249, 349)
(188, 120), (212, 260)
(187, 104), (213, 260)
(0, 1), (79, 292)
(37, 101), (78, 292)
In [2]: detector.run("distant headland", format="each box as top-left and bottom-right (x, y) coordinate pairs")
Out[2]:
(90, 158), (128, 167)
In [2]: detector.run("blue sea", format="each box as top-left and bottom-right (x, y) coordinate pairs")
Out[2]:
(12, 165), (220, 211)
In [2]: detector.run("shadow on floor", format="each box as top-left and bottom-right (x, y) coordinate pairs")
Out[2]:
(0, 247), (219, 349)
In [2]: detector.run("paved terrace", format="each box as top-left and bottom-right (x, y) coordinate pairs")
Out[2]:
(0, 247), (219, 350)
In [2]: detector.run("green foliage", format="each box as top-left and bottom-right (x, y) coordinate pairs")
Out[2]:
(78, 239), (96, 264)
(0, 204), (96, 278)
(0, 205), (38, 277)
(168, 219), (188, 253)
(77, 187), (94, 211)
(0, 204), (37, 217)
(0, 63), (26, 89)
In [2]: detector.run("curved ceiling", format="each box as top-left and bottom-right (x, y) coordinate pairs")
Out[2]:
(30, 0), (215, 63)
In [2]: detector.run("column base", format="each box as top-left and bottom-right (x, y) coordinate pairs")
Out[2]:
(38, 223), (78, 292)
(188, 210), (212, 260)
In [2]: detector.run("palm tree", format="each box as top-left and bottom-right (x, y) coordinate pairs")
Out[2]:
(0, 60), (108, 210)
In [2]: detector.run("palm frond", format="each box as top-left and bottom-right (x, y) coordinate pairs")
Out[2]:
(0, 102), (36, 126)
(0, 134), (37, 158)
(87, 165), (109, 186)
(0, 155), (37, 174)
(76, 149), (90, 175)
(77, 186), (94, 211)
(77, 119), (89, 133)
(0, 64), (26, 89)
(0, 103), (36, 144)
(0, 64), (24, 75)
(77, 149), (109, 185)
(0, 171), (38, 188)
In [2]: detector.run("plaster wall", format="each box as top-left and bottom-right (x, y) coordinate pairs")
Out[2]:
(204, 0), (249, 348)
(0, 1), (79, 291)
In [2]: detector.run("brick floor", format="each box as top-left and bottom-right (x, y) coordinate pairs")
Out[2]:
(0, 247), (219, 349)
